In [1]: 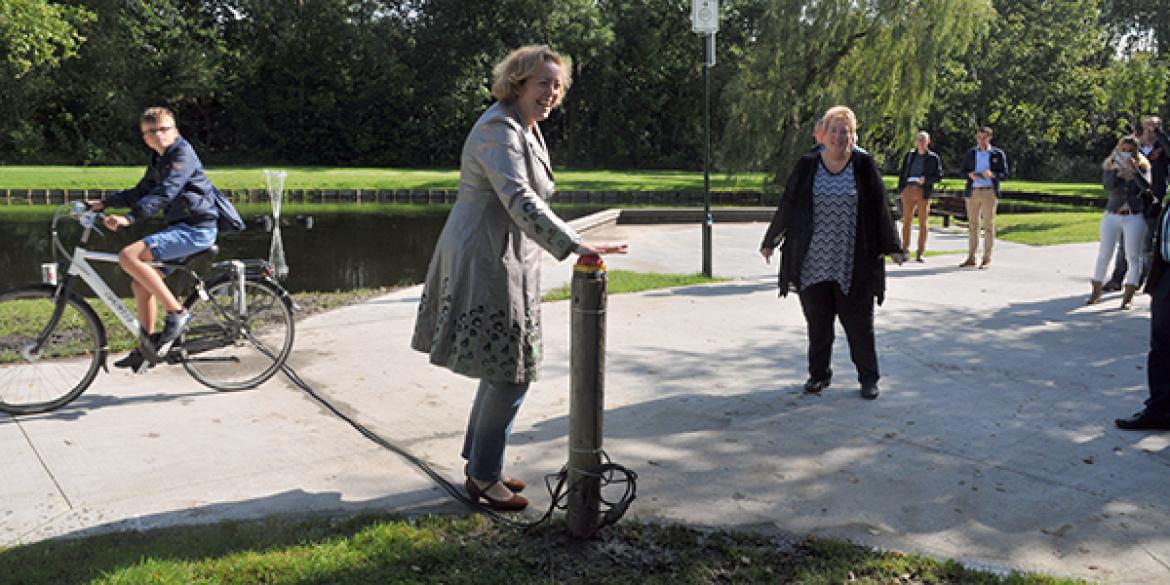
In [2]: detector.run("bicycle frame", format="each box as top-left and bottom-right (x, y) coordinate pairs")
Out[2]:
(40, 203), (251, 367)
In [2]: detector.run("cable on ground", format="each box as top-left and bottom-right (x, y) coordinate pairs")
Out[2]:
(277, 362), (637, 531)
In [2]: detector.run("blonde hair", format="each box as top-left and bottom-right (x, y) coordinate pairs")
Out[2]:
(821, 106), (858, 135)
(490, 45), (572, 106)
(1104, 135), (1150, 178)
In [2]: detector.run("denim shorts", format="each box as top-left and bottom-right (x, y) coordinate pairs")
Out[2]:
(143, 223), (218, 263)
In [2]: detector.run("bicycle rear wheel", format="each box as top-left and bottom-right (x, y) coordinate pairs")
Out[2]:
(0, 286), (105, 415)
(181, 278), (294, 391)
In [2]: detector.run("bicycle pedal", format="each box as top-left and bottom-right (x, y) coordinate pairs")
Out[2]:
(132, 361), (153, 374)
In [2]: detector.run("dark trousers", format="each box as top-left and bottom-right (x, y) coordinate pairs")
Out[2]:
(798, 280), (879, 386)
(1147, 270), (1170, 415)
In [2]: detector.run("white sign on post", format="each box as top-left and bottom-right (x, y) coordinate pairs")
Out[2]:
(691, 0), (719, 34)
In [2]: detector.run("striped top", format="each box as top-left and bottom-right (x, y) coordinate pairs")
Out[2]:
(800, 159), (858, 294)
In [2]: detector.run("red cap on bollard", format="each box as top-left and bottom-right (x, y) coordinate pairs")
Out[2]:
(574, 254), (606, 273)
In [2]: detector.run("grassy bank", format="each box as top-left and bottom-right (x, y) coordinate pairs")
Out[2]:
(0, 513), (1081, 584)
(0, 166), (768, 192)
(542, 270), (727, 301)
(1, 166), (1107, 198)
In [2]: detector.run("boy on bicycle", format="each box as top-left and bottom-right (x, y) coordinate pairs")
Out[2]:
(91, 106), (221, 369)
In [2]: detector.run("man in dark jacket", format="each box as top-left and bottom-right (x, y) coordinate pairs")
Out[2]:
(959, 127), (1009, 269)
(896, 131), (943, 262)
(91, 107), (221, 368)
(1117, 126), (1170, 431)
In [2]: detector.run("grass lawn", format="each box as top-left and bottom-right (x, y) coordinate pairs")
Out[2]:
(542, 270), (727, 301)
(0, 166), (769, 192)
(1, 166), (1107, 198)
(0, 513), (1083, 584)
(990, 212), (1102, 245)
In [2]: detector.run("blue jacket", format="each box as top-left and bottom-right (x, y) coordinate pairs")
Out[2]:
(960, 146), (1009, 198)
(103, 136), (220, 228)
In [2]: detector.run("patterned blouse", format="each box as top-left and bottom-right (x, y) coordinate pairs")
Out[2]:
(800, 158), (858, 294)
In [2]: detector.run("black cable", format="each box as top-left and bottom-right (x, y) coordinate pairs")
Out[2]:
(276, 362), (637, 533)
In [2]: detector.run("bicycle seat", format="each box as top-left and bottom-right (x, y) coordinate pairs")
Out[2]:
(170, 245), (220, 267)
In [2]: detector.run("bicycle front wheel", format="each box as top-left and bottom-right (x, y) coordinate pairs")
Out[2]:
(0, 286), (105, 415)
(181, 278), (294, 391)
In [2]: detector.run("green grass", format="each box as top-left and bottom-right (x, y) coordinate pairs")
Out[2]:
(541, 270), (728, 301)
(0, 513), (1083, 584)
(883, 177), (1105, 199)
(0, 288), (397, 364)
(990, 212), (1103, 245)
(0, 166), (768, 192)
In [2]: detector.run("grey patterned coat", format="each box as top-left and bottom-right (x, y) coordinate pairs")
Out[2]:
(411, 101), (581, 383)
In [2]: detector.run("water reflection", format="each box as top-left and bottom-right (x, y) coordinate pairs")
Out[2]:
(0, 213), (447, 294)
(0, 207), (600, 294)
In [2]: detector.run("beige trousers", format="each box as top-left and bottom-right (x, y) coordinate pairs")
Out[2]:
(965, 187), (998, 261)
(900, 184), (930, 256)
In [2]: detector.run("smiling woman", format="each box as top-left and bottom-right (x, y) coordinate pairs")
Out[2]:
(410, 45), (626, 513)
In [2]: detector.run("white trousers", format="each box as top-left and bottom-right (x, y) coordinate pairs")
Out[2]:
(1094, 212), (1148, 285)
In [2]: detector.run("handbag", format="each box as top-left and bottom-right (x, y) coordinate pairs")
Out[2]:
(1140, 188), (1161, 219)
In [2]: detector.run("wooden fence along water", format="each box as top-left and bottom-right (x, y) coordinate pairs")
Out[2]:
(0, 188), (1105, 208)
(0, 188), (772, 206)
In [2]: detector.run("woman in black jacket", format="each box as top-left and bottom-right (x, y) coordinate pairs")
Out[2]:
(760, 106), (904, 400)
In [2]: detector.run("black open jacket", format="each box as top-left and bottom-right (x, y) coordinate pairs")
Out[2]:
(1146, 128), (1170, 294)
(760, 150), (903, 304)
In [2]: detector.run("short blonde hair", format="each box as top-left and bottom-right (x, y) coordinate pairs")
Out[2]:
(821, 106), (857, 135)
(491, 45), (572, 106)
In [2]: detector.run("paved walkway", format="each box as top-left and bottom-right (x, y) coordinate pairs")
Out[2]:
(4, 219), (1170, 583)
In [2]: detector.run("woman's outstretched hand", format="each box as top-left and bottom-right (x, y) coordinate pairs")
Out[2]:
(576, 242), (628, 256)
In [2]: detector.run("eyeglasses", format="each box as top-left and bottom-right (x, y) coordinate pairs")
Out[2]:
(142, 126), (175, 136)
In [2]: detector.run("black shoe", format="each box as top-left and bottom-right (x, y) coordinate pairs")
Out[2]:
(113, 349), (144, 370)
(860, 384), (880, 400)
(803, 377), (831, 394)
(1102, 281), (1123, 292)
(1115, 410), (1170, 431)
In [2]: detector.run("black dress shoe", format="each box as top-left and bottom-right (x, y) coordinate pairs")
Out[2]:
(1102, 281), (1123, 292)
(1115, 411), (1170, 431)
(804, 377), (831, 394)
(113, 349), (144, 369)
(860, 384), (880, 400)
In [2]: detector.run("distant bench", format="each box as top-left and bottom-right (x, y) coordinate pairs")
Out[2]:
(890, 190), (968, 228)
(930, 195), (968, 227)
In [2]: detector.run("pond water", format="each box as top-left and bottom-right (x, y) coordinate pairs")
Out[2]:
(0, 207), (600, 295)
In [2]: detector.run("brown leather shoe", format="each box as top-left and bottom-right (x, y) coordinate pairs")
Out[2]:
(466, 478), (529, 511)
(465, 465), (526, 492)
(959, 258), (977, 268)
(502, 476), (527, 492)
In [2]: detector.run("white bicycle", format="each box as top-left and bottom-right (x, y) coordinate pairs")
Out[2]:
(0, 202), (295, 415)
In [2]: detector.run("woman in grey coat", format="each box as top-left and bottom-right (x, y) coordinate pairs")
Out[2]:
(412, 46), (626, 511)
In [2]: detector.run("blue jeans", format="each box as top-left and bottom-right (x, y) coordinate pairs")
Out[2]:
(143, 223), (218, 262)
(462, 378), (529, 481)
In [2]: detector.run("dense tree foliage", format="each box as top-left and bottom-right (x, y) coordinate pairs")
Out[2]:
(0, 0), (93, 78)
(0, 0), (1168, 184)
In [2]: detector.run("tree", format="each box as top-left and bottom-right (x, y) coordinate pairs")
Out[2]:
(923, 0), (1169, 180)
(0, 0), (93, 78)
(721, 0), (993, 184)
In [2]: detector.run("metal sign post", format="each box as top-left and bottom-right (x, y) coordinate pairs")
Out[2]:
(693, 1), (718, 278)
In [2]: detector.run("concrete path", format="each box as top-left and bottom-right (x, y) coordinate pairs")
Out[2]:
(4, 218), (1169, 584)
